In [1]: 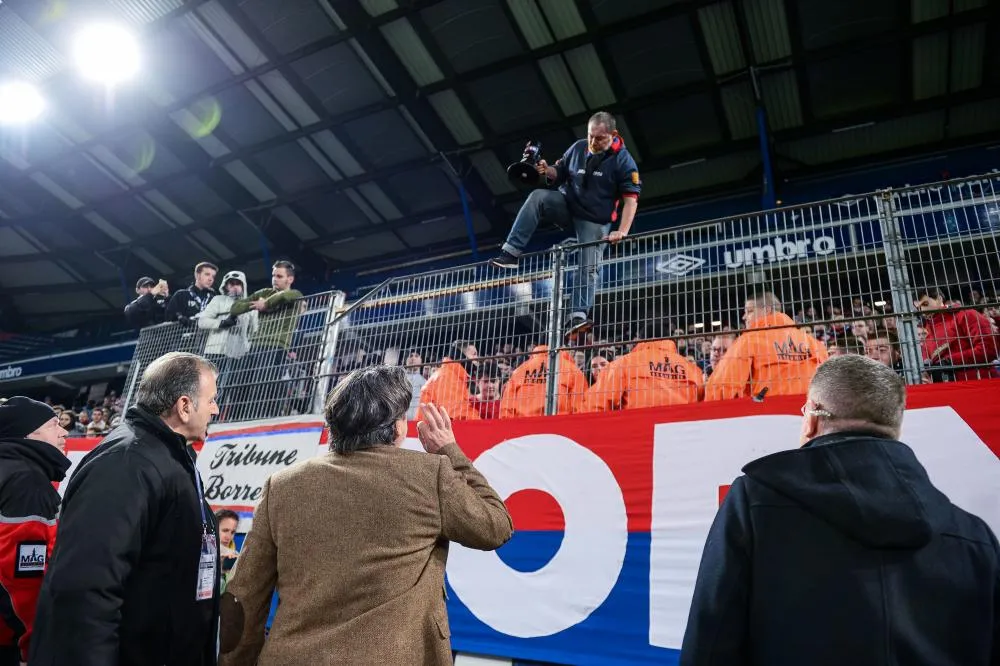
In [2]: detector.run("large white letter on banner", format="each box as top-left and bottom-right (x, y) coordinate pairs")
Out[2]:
(446, 434), (628, 638)
(648, 407), (1000, 650)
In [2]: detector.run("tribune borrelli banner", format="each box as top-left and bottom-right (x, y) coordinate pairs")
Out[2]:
(62, 380), (1000, 665)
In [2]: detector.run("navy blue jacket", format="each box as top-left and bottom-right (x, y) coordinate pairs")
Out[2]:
(552, 136), (640, 224)
(681, 431), (1000, 666)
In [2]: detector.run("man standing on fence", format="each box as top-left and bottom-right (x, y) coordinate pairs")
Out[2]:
(226, 260), (304, 421)
(490, 111), (642, 341)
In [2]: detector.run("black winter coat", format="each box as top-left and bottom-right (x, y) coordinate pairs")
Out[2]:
(123, 292), (167, 329)
(166, 284), (215, 323)
(29, 407), (220, 666)
(681, 431), (1000, 666)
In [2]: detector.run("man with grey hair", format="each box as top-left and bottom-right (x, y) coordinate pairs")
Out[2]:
(219, 366), (512, 665)
(681, 355), (1000, 666)
(31, 352), (222, 666)
(490, 110), (642, 341)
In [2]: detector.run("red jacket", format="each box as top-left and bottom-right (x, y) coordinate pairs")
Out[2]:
(0, 438), (69, 662)
(922, 307), (999, 381)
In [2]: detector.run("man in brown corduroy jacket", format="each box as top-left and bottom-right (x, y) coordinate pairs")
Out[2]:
(219, 366), (513, 666)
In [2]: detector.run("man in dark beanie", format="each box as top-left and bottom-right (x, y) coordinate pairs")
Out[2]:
(0, 397), (69, 666)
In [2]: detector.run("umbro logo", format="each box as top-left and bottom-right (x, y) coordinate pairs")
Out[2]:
(654, 254), (707, 277)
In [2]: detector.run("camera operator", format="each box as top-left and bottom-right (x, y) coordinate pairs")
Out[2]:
(491, 111), (642, 340)
(124, 277), (169, 329)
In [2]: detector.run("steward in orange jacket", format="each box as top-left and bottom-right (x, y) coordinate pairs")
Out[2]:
(414, 359), (480, 421)
(500, 345), (587, 418)
(585, 339), (703, 412)
(705, 293), (828, 401)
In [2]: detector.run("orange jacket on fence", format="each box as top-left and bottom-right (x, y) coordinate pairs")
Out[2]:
(705, 312), (829, 401)
(414, 359), (480, 421)
(584, 340), (704, 412)
(500, 346), (587, 418)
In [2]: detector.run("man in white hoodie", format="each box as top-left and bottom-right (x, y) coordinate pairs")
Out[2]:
(197, 270), (257, 420)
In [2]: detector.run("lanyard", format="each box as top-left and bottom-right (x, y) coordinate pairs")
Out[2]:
(192, 467), (208, 529)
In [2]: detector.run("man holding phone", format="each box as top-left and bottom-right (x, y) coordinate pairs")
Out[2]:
(124, 277), (169, 329)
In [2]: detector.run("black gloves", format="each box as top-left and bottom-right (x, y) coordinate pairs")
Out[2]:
(218, 315), (238, 330)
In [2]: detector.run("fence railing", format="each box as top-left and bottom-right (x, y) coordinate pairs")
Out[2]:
(123, 172), (1000, 422)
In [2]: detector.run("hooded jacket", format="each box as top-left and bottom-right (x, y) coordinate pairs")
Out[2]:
(922, 306), (999, 381)
(29, 407), (220, 666)
(552, 135), (641, 224)
(0, 437), (69, 663)
(681, 432), (1000, 666)
(197, 271), (258, 358)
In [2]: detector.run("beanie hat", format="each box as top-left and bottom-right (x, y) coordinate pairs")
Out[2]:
(0, 396), (57, 438)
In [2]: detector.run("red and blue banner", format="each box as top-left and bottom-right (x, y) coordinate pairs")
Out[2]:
(63, 381), (1000, 666)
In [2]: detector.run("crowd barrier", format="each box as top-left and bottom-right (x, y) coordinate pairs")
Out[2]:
(63, 380), (1000, 665)
(120, 172), (1000, 422)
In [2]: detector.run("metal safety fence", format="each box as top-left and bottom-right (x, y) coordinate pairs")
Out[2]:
(123, 173), (1000, 422)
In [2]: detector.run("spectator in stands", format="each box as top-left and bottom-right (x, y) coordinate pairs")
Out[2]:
(404, 351), (426, 420)
(124, 277), (168, 329)
(86, 407), (109, 437)
(0, 397), (69, 666)
(681, 355), (1000, 666)
(573, 350), (587, 373)
(76, 409), (90, 430)
(585, 323), (704, 412)
(589, 352), (612, 385)
(166, 261), (218, 326)
(706, 334), (735, 378)
(916, 286), (999, 381)
(31, 352), (221, 666)
(865, 330), (902, 371)
(470, 362), (502, 419)
(829, 336), (866, 357)
(218, 371), (511, 666)
(215, 509), (240, 592)
(228, 260), (304, 421)
(849, 319), (871, 345)
(490, 111), (642, 341)
(500, 344), (586, 418)
(705, 292), (828, 401)
(197, 270), (257, 418)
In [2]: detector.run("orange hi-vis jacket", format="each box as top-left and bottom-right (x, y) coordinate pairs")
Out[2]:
(414, 359), (480, 421)
(500, 345), (587, 418)
(584, 339), (704, 412)
(705, 312), (828, 401)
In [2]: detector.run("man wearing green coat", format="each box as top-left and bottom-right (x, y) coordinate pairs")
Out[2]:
(226, 260), (304, 420)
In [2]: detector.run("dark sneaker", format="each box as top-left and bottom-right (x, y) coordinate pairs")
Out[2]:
(489, 251), (519, 270)
(564, 316), (593, 341)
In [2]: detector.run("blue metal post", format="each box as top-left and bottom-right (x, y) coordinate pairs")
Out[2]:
(117, 266), (130, 305)
(756, 106), (776, 210)
(457, 180), (480, 261)
(258, 224), (271, 268)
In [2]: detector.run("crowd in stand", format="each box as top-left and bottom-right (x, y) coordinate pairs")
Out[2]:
(43, 392), (125, 439)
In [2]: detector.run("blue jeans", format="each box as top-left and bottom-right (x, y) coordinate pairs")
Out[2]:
(502, 189), (610, 319)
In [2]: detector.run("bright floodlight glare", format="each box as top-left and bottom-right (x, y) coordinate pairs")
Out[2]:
(73, 23), (140, 85)
(0, 82), (45, 124)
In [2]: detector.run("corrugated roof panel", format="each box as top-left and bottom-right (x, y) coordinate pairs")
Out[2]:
(742, 0), (791, 63)
(950, 23), (985, 92)
(311, 130), (362, 178)
(348, 38), (396, 97)
(296, 137), (344, 181)
(539, 56), (586, 116)
(104, 0), (184, 25)
(190, 229), (237, 258)
(911, 0), (948, 22)
(0, 9), (65, 82)
(196, 1), (268, 70)
(955, 0), (987, 10)
(343, 188), (383, 224)
(506, 0), (554, 49)
(316, 231), (405, 261)
(563, 44), (616, 107)
(720, 81), (758, 140)
(760, 69), (803, 130)
(380, 18), (444, 86)
(538, 0), (586, 39)
(427, 90), (484, 145)
(133, 247), (173, 274)
(912, 32), (948, 99)
(358, 182), (403, 220)
(698, 2), (746, 75)
(271, 207), (319, 241)
(257, 70), (321, 126)
(399, 106), (436, 152)
(644, 152), (760, 197)
(144, 190), (194, 225)
(947, 99), (1000, 137)
(780, 111), (945, 165)
(359, 0), (399, 17)
(0, 228), (39, 257)
(469, 150), (516, 195)
(617, 119), (642, 163)
(223, 161), (276, 201)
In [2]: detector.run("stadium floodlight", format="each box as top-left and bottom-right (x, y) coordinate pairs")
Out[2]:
(0, 82), (45, 124)
(72, 23), (140, 85)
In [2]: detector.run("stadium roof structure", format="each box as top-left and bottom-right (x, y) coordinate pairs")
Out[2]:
(0, 0), (997, 332)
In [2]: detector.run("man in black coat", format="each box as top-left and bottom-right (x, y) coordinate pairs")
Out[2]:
(30, 352), (222, 666)
(681, 354), (1000, 666)
(124, 277), (168, 329)
(0, 398), (68, 666)
(165, 261), (217, 325)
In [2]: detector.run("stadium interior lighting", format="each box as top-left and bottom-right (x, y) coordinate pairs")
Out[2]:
(874, 300), (887, 307)
(693, 322), (705, 329)
(73, 23), (140, 85)
(711, 320), (722, 327)
(0, 81), (45, 124)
